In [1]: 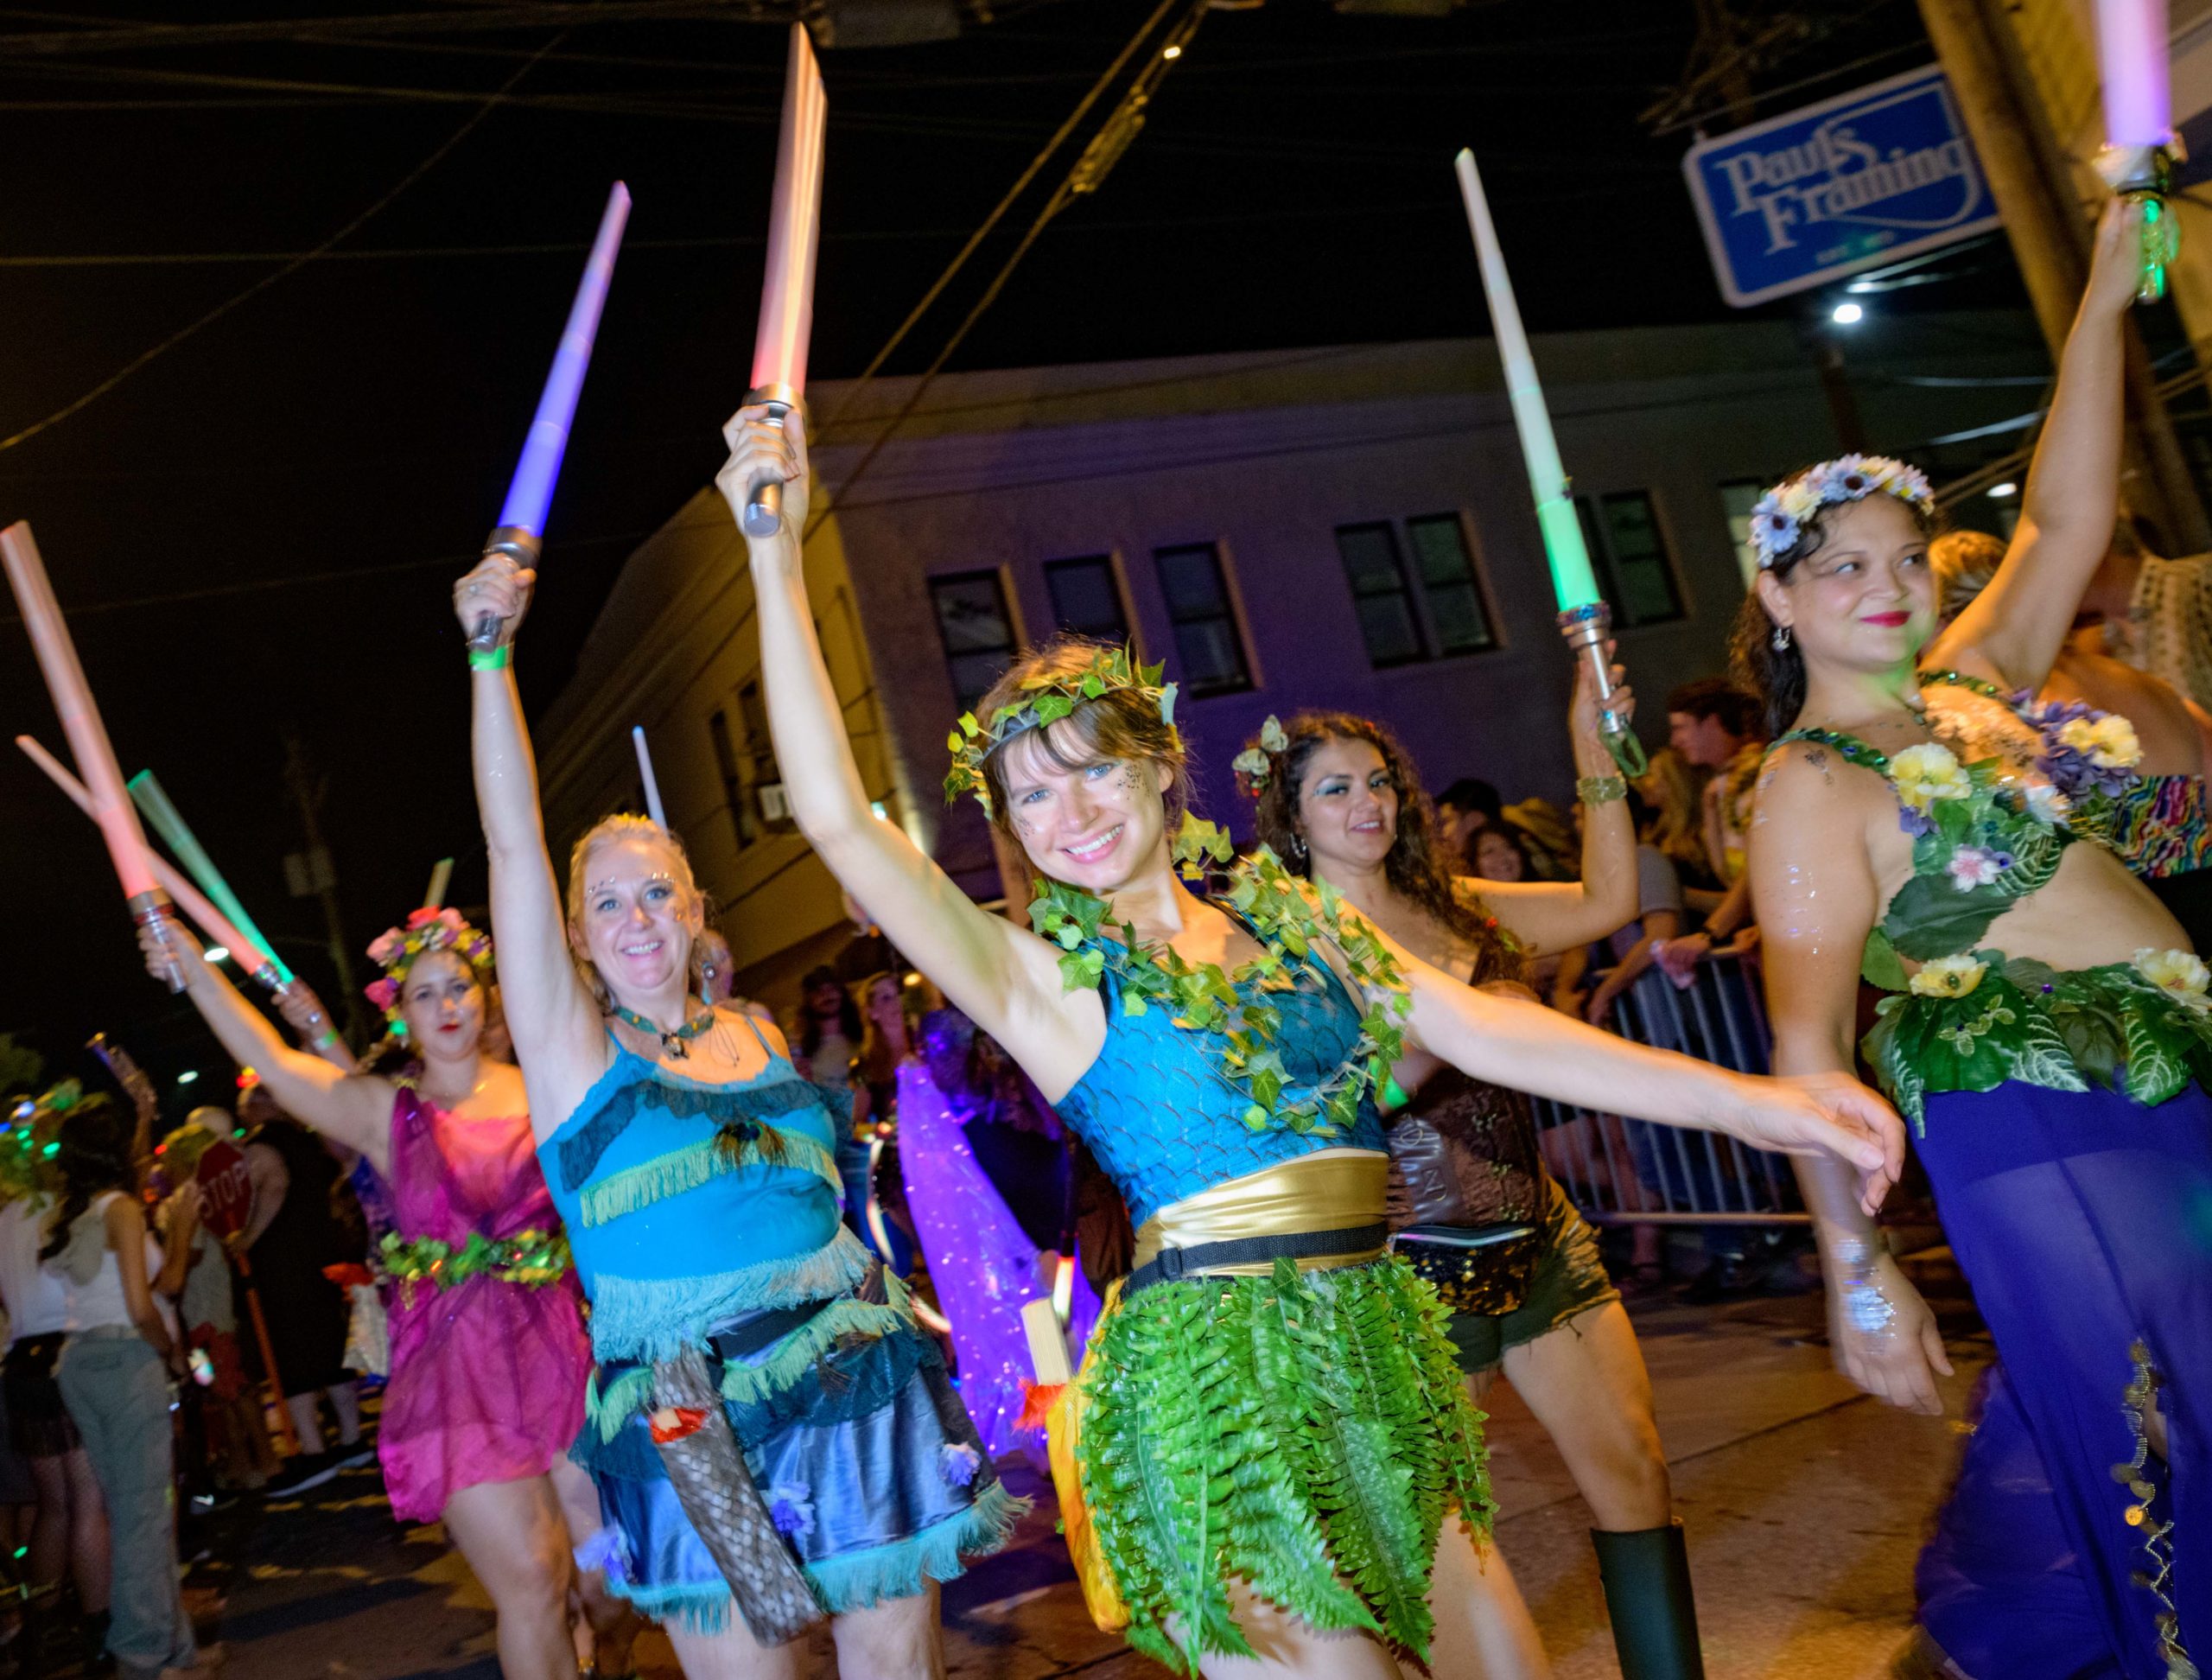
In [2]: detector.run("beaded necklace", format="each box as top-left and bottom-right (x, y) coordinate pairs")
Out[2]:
(607, 1002), (719, 1060)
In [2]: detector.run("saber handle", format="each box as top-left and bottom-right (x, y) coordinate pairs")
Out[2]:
(1556, 604), (1647, 777)
(130, 888), (188, 995)
(467, 528), (543, 652)
(2095, 143), (2182, 303)
(741, 390), (798, 540)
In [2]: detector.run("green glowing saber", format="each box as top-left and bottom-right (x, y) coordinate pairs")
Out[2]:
(1453, 148), (1644, 775)
(128, 769), (296, 987)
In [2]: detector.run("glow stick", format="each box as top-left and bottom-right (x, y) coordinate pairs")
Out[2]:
(129, 769), (295, 987)
(2092, 0), (2181, 302)
(632, 726), (667, 829)
(424, 857), (453, 911)
(467, 181), (632, 648)
(18, 739), (271, 980)
(0, 522), (184, 983)
(1452, 151), (1643, 773)
(741, 23), (828, 539)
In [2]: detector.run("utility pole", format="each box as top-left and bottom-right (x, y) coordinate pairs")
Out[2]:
(282, 729), (368, 1049)
(1917, 0), (2211, 551)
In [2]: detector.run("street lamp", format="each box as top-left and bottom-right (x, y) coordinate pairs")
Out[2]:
(1831, 301), (1865, 325)
(1988, 481), (2018, 499)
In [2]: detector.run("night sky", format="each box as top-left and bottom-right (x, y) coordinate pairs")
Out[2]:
(0, 0), (1997, 1100)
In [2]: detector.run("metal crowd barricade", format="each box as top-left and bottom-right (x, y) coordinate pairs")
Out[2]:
(1535, 953), (1808, 1226)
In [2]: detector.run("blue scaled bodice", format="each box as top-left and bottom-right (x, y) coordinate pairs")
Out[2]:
(538, 1031), (864, 1365)
(1053, 951), (1387, 1231)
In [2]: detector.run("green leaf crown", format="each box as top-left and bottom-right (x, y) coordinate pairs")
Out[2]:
(943, 645), (1179, 815)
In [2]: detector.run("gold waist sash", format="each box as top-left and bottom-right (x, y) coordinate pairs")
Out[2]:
(1131, 1149), (1389, 1278)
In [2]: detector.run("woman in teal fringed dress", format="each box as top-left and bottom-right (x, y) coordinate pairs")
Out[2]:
(451, 564), (1024, 1677)
(715, 404), (1907, 1678)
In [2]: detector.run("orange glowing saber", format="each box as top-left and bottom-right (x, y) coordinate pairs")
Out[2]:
(741, 22), (827, 539)
(0, 522), (183, 985)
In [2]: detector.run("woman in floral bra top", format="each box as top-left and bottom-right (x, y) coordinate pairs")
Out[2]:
(1738, 199), (2210, 1679)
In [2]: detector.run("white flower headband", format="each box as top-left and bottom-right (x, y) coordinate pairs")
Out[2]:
(1750, 454), (1935, 570)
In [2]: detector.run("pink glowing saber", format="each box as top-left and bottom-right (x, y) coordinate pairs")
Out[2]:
(740, 23), (827, 539)
(0, 522), (184, 986)
(467, 181), (633, 649)
(2093, 0), (2181, 302)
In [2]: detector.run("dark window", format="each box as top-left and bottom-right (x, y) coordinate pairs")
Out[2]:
(1043, 555), (1131, 644)
(1718, 479), (1769, 585)
(928, 570), (1018, 710)
(738, 680), (789, 831)
(1152, 542), (1251, 695)
(1404, 514), (1497, 654)
(1332, 523), (1424, 666)
(707, 708), (755, 846)
(1578, 491), (1685, 627)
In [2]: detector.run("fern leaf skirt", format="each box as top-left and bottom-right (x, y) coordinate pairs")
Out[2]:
(1077, 1254), (1493, 1673)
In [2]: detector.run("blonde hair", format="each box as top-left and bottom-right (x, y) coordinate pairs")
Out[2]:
(563, 814), (715, 1009)
(1929, 529), (2007, 621)
(1634, 748), (1709, 881)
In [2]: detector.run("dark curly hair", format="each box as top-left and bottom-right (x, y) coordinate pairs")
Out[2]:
(38, 1094), (136, 1265)
(1242, 711), (1522, 988)
(1730, 468), (1943, 737)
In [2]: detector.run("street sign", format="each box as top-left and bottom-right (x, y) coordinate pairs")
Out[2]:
(1682, 64), (2002, 307)
(193, 1137), (255, 1240)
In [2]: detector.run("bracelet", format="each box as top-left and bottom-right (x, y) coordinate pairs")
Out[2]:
(468, 645), (511, 671)
(1576, 773), (1627, 805)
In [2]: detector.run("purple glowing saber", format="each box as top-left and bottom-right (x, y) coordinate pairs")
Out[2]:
(468, 181), (632, 649)
(2092, 0), (2182, 303)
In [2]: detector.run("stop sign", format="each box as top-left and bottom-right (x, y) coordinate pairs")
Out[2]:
(193, 1138), (256, 1241)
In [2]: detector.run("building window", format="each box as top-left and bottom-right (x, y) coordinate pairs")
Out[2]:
(1718, 479), (1768, 587)
(1333, 522), (1425, 667)
(707, 707), (755, 847)
(738, 680), (788, 830)
(1404, 513), (1497, 655)
(928, 570), (1019, 710)
(1044, 554), (1131, 645)
(1578, 490), (1686, 627)
(1152, 542), (1252, 695)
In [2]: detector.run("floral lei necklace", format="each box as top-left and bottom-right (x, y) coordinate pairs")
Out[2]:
(1029, 820), (1413, 1136)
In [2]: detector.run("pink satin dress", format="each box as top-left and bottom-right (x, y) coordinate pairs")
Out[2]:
(378, 1086), (590, 1522)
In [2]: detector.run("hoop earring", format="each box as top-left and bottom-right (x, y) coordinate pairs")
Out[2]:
(1770, 623), (1794, 652)
(1290, 833), (1306, 860)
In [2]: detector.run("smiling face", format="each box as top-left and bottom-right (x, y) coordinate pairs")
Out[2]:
(1471, 829), (1527, 882)
(996, 722), (1174, 894)
(866, 975), (902, 1023)
(572, 832), (704, 1008)
(1295, 735), (1398, 875)
(1756, 494), (1936, 679)
(396, 948), (485, 1062)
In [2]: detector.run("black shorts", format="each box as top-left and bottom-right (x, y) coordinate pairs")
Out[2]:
(3, 1335), (79, 1459)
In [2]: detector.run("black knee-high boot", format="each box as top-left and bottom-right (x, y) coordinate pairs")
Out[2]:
(1592, 1520), (1706, 1679)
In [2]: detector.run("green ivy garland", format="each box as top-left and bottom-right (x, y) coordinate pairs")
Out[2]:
(944, 646), (1178, 815)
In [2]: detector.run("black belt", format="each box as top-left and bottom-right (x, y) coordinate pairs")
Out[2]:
(703, 1259), (887, 1363)
(1124, 1223), (1390, 1297)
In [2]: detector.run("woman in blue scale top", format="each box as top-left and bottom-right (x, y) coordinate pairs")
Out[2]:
(709, 404), (1905, 1680)
(451, 568), (1023, 1678)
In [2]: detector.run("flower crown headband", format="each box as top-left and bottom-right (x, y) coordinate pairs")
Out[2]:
(943, 645), (1179, 816)
(1231, 716), (1289, 796)
(364, 907), (494, 1031)
(1750, 454), (1935, 570)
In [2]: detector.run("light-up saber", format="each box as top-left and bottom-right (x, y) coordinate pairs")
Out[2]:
(2093, 0), (2183, 302)
(1453, 150), (1644, 774)
(129, 769), (295, 990)
(424, 857), (454, 911)
(741, 22), (827, 539)
(468, 181), (633, 649)
(632, 725), (668, 829)
(0, 522), (186, 987)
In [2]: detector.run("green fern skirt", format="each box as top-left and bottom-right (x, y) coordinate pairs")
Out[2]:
(1077, 1254), (1493, 1674)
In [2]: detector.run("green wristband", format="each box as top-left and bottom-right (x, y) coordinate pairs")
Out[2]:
(468, 645), (511, 671)
(1577, 773), (1627, 805)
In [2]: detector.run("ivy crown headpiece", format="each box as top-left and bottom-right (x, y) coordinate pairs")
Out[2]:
(943, 645), (1179, 815)
(364, 907), (494, 1029)
(1751, 454), (1935, 570)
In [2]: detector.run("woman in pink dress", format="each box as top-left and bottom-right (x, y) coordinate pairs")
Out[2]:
(140, 907), (633, 1680)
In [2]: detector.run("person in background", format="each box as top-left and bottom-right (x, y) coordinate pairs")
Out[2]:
(0, 1084), (108, 1675)
(233, 1083), (366, 1495)
(1635, 749), (1722, 898)
(43, 1096), (211, 1680)
(1936, 525), (2212, 953)
(2075, 516), (2212, 715)
(1663, 678), (1763, 886)
(1471, 824), (1535, 885)
(1435, 777), (1503, 866)
(791, 964), (868, 1234)
(695, 926), (776, 1026)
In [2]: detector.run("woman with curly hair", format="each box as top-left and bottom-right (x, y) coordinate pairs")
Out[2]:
(137, 909), (626, 1680)
(714, 400), (1906, 1677)
(1238, 662), (1707, 1677)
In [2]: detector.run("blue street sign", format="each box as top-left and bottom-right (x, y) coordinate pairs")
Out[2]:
(1683, 64), (2002, 307)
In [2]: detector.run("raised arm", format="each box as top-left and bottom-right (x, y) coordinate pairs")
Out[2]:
(719, 406), (1095, 1087)
(134, 932), (391, 1172)
(1929, 198), (2140, 691)
(1749, 745), (1951, 1414)
(1468, 654), (1639, 956)
(450, 558), (604, 1103)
